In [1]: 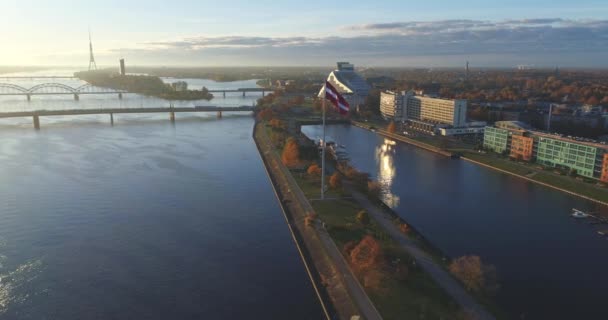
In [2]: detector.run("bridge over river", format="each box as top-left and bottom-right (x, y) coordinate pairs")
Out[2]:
(0, 82), (278, 100)
(0, 106), (255, 129)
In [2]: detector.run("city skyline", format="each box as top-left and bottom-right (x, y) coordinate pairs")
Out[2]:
(2, 0), (608, 67)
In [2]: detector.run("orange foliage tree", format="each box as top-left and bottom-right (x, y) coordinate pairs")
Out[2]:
(350, 235), (383, 270)
(387, 121), (397, 133)
(281, 138), (300, 167)
(269, 118), (285, 130)
(329, 172), (342, 189)
(307, 164), (322, 176)
(449, 255), (485, 292)
(257, 108), (274, 121)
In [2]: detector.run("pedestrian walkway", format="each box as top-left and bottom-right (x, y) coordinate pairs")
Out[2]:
(347, 186), (496, 320)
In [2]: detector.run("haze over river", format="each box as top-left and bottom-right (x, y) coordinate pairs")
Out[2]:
(0, 69), (323, 319)
(303, 124), (608, 320)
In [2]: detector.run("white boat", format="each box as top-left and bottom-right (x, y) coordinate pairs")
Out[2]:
(571, 208), (589, 219)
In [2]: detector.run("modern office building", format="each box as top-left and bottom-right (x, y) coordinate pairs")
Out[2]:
(318, 62), (370, 109)
(408, 95), (468, 127)
(510, 134), (534, 161)
(119, 58), (126, 76)
(601, 154), (608, 182)
(380, 90), (406, 120)
(483, 126), (510, 153)
(379, 90), (467, 128)
(483, 121), (608, 181)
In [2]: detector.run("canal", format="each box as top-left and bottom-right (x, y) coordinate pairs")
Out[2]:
(0, 70), (324, 319)
(303, 124), (608, 319)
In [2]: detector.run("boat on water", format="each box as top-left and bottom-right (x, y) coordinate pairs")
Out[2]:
(571, 208), (589, 219)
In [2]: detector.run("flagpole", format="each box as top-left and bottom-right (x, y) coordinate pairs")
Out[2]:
(321, 96), (326, 200)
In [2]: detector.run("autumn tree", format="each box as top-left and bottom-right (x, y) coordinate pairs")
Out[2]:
(281, 138), (300, 167)
(307, 164), (322, 176)
(356, 210), (370, 225)
(449, 255), (485, 292)
(387, 121), (397, 133)
(257, 108), (275, 121)
(350, 235), (383, 272)
(269, 118), (286, 130)
(329, 172), (342, 189)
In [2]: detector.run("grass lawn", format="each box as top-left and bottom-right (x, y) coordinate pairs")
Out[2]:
(296, 174), (465, 319)
(462, 151), (608, 203)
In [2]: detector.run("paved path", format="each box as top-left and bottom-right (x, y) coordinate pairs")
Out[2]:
(348, 187), (496, 320)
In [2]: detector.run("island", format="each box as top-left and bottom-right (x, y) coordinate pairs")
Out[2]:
(74, 70), (214, 101)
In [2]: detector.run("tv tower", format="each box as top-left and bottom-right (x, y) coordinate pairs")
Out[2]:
(465, 61), (470, 81)
(88, 29), (97, 71)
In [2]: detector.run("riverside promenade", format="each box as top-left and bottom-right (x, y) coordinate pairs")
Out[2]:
(253, 123), (382, 320)
(347, 186), (496, 320)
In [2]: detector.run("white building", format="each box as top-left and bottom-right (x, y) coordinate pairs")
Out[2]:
(318, 62), (370, 110)
(380, 90), (467, 127)
(380, 90), (406, 120)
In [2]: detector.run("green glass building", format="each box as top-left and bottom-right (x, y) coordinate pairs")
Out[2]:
(535, 136), (599, 178)
(483, 127), (509, 154)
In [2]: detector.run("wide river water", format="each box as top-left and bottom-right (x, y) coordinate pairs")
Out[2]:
(0, 70), (324, 319)
(303, 124), (608, 319)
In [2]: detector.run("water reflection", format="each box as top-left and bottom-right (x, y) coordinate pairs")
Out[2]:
(375, 138), (400, 208)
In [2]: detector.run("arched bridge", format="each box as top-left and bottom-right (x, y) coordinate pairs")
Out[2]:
(0, 83), (127, 100)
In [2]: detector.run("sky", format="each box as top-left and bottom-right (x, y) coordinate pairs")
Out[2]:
(1, 0), (607, 67)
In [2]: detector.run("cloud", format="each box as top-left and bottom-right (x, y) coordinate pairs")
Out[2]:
(143, 36), (322, 49)
(108, 18), (608, 67)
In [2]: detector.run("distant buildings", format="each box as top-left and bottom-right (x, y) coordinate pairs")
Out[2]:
(119, 59), (126, 76)
(380, 90), (475, 135)
(483, 121), (608, 181)
(275, 79), (294, 89)
(318, 62), (370, 109)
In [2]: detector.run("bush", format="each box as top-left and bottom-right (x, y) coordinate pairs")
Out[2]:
(350, 235), (384, 272)
(356, 210), (370, 225)
(329, 172), (342, 189)
(307, 163), (322, 176)
(449, 255), (498, 294)
(449, 255), (484, 292)
(304, 212), (317, 227)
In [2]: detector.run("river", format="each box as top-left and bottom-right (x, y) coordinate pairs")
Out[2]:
(303, 124), (608, 320)
(0, 69), (323, 319)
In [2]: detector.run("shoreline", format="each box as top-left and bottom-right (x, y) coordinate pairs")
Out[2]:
(461, 156), (608, 207)
(252, 122), (380, 320)
(348, 120), (608, 207)
(350, 120), (455, 157)
(252, 123), (333, 320)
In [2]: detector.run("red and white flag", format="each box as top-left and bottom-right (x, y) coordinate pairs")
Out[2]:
(324, 81), (350, 115)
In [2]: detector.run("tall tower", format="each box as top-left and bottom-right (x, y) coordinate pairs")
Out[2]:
(88, 29), (97, 71)
(465, 61), (470, 81)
